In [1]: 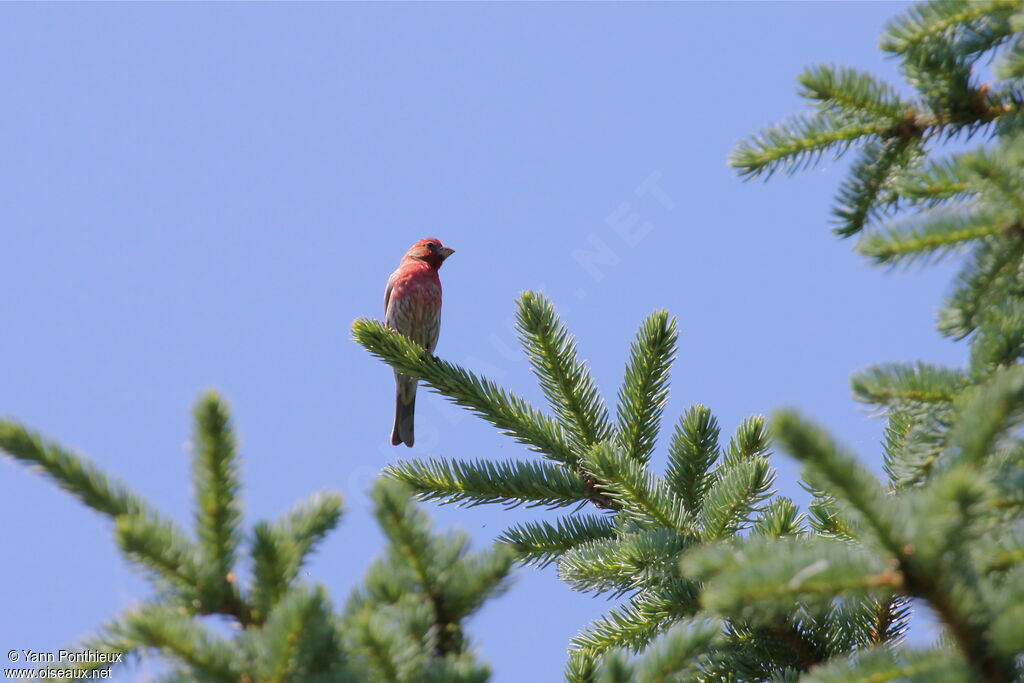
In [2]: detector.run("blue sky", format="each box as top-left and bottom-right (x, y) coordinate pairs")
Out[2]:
(1, 2), (963, 680)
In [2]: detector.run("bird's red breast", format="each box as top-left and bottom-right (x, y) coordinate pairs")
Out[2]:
(384, 238), (454, 353)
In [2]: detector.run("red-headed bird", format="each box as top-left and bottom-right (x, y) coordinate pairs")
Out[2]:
(384, 238), (455, 446)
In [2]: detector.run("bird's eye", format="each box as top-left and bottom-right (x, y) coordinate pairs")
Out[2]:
(427, 242), (438, 251)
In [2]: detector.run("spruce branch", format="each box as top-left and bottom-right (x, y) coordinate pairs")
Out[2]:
(730, 112), (886, 180)
(937, 235), (1024, 339)
(851, 362), (968, 408)
(880, 0), (1020, 56)
(498, 514), (617, 567)
(249, 491), (343, 623)
(190, 392), (243, 604)
(352, 318), (577, 467)
(384, 456), (589, 509)
(516, 291), (613, 452)
(798, 64), (910, 120)
(681, 536), (900, 619)
(945, 364), (1024, 467)
(557, 528), (692, 597)
(772, 411), (902, 556)
(799, 645), (969, 683)
(855, 208), (1006, 265)
(594, 618), (725, 683)
(723, 415), (771, 465)
(571, 584), (697, 655)
(752, 497), (804, 538)
(698, 458), (774, 541)
(832, 137), (922, 238)
(113, 514), (203, 599)
(582, 442), (693, 534)
(0, 420), (148, 519)
(110, 605), (242, 682)
(615, 311), (677, 465)
(257, 586), (345, 683)
(665, 404), (721, 514)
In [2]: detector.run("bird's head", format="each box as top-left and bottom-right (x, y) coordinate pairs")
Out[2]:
(405, 238), (455, 270)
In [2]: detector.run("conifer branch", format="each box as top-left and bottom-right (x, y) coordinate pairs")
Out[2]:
(723, 415), (772, 465)
(112, 605), (241, 681)
(191, 392), (243, 604)
(113, 514), (203, 597)
(832, 137), (922, 238)
(0, 420), (147, 519)
(571, 584), (697, 655)
(938, 236), (1024, 339)
(800, 645), (969, 683)
(352, 318), (578, 467)
(582, 442), (692, 534)
(258, 586), (345, 682)
(249, 492), (343, 623)
(752, 497), (804, 537)
(945, 364), (1024, 467)
(855, 209), (1005, 265)
(615, 311), (677, 465)
(665, 405), (720, 513)
(558, 528), (692, 597)
(851, 362), (968, 408)
(698, 458), (774, 541)
(498, 514), (617, 567)
(681, 536), (900, 618)
(516, 291), (613, 452)
(772, 411), (902, 556)
(384, 457), (589, 509)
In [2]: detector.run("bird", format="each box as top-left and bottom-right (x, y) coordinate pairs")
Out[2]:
(384, 238), (455, 447)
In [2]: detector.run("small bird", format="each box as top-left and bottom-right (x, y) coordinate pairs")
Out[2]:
(384, 238), (455, 446)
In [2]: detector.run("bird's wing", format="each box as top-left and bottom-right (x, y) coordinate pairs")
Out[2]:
(384, 271), (397, 320)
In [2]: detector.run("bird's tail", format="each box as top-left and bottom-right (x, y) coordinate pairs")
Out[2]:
(391, 373), (417, 447)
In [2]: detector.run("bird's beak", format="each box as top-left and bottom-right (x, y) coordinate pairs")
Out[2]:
(438, 247), (455, 259)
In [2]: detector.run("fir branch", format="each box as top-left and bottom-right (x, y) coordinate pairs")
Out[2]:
(832, 137), (922, 238)
(880, 0), (1019, 56)
(113, 514), (203, 600)
(352, 318), (577, 467)
(945, 364), (1024, 467)
(110, 605), (241, 682)
(249, 492), (343, 623)
(752, 497), (804, 537)
(799, 645), (969, 683)
(665, 404), (721, 514)
(516, 291), (613, 452)
(258, 586), (345, 683)
(604, 618), (725, 683)
(190, 392), (243, 602)
(855, 208), (1005, 265)
(571, 583), (697, 655)
(723, 415), (771, 465)
(582, 442), (693, 534)
(345, 608), (422, 683)
(969, 298), (1024, 377)
(681, 536), (900, 619)
(439, 545), (515, 621)
(730, 112), (885, 180)
(615, 311), (677, 465)
(0, 420), (147, 519)
(498, 514), (617, 567)
(384, 456), (588, 509)
(938, 235), (1024, 339)
(699, 458), (774, 541)
(851, 362), (968, 408)
(772, 411), (902, 556)
(798, 64), (910, 120)
(558, 528), (692, 597)
(895, 152), (974, 204)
